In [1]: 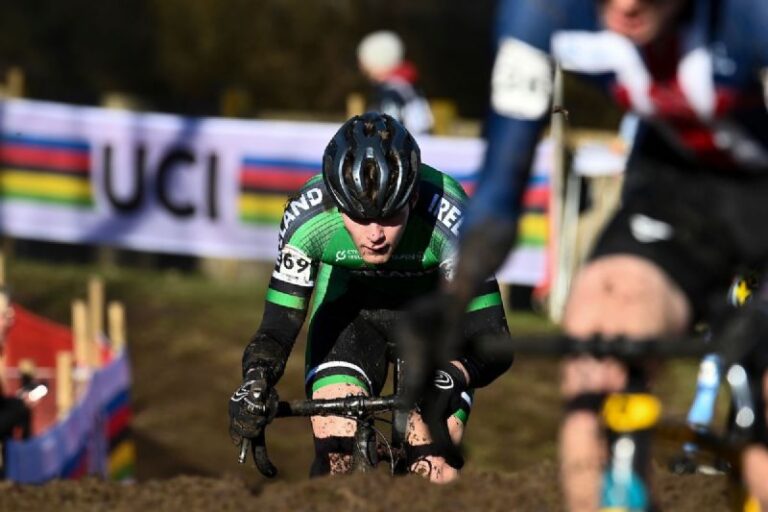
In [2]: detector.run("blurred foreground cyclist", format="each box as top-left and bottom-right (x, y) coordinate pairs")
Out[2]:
(407, 0), (768, 509)
(228, 113), (512, 482)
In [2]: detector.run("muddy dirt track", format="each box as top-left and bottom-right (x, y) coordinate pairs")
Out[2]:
(5, 264), (737, 511)
(0, 462), (731, 512)
(7, 350), (736, 511)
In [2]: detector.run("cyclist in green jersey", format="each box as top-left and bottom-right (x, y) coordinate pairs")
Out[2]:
(228, 113), (512, 482)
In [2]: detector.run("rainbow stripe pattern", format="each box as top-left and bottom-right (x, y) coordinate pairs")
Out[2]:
(106, 388), (135, 481)
(237, 156), (547, 247)
(238, 158), (478, 226)
(5, 352), (134, 483)
(238, 157), (319, 225)
(0, 133), (94, 207)
(517, 173), (549, 248)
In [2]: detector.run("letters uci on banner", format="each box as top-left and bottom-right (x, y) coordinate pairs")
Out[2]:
(0, 98), (549, 285)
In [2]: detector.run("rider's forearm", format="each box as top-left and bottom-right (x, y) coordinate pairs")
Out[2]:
(458, 341), (513, 388)
(242, 301), (306, 381)
(449, 360), (471, 384)
(458, 301), (514, 388)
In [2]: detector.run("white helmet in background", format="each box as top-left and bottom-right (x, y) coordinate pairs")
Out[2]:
(357, 30), (404, 76)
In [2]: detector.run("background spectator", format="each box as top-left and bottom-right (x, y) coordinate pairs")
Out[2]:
(356, 30), (434, 134)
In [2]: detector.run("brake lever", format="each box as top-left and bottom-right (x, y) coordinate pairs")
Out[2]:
(252, 430), (278, 477)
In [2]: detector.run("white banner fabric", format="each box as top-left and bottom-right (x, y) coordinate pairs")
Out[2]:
(0, 98), (549, 285)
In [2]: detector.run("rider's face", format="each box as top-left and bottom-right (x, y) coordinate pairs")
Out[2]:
(342, 206), (410, 265)
(599, 0), (687, 45)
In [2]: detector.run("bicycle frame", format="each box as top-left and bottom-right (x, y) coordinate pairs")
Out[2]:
(472, 331), (763, 512)
(239, 357), (412, 477)
(600, 361), (757, 512)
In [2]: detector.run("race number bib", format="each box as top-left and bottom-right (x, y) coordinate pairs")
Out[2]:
(491, 38), (553, 119)
(273, 245), (314, 287)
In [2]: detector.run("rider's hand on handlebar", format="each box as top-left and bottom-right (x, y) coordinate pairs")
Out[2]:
(228, 366), (279, 445)
(421, 363), (469, 423)
(417, 362), (468, 469)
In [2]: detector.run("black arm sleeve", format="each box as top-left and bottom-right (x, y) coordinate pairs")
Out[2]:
(241, 282), (309, 383)
(458, 280), (514, 388)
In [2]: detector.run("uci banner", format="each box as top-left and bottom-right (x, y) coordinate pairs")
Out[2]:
(0, 98), (549, 285)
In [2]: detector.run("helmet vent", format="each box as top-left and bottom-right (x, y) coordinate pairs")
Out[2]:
(363, 120), (376, 137)
(322, 113), (420, 220)
(362, 160), (380, 203)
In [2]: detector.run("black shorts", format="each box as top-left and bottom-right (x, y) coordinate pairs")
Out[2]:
(305, 295), (474, 424)
(590, 154), (768, 316)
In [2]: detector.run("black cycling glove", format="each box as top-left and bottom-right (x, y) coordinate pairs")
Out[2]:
(417, 363), (469, 470)
(230, 334), (288, 445)
(421, 363), (469, 422)
(228, 366), (279, 445)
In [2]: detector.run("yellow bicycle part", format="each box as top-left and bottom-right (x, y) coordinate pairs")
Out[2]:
(602, 393), (662, 433)
(731, 279), (753, 307)
(744, 496), (761, 512)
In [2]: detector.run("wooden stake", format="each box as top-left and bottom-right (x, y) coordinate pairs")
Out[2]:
(56, 351), (74, 419)
(72, 300), (89, 368)
(0, 251), (5, 287)
(108, 301), (126, 355)
(18, 358), (34, 376)
(87, 276), (104, 367)
(346, 93), (365, 118)
(6, 66), (25, 98)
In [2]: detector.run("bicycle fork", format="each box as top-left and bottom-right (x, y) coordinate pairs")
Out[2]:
(346, 371), (405, 474)
(351, 357), (409, 474)
(599, 364), (761, 512)
(351, 418), (378, 472)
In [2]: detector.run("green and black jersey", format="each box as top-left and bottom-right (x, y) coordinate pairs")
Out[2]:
(245, 164), (511, 388)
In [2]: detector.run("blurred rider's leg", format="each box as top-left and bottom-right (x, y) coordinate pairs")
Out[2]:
(741, 373), (768, 509)
(560, 255), (691, 512)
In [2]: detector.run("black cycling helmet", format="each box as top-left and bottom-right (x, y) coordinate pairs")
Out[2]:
(322, 112), (421, 220)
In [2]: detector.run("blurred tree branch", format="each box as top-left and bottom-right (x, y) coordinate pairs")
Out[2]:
(0, 0), (620, 128)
